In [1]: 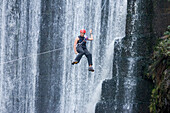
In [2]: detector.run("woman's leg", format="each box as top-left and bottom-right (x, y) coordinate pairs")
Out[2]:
(84, 48), (92, 66)
(74, 46), (85, 63)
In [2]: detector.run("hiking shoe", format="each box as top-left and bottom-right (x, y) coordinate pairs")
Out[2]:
(72, 60), (78, 65)
(88, 66), (94, 72)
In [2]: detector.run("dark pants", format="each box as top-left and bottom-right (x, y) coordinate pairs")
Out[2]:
(75, 45), (93, 65)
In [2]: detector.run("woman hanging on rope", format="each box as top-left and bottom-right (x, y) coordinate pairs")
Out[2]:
(72, 29), (94, 72)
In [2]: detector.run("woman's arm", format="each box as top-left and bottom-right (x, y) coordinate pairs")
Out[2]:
(88, 29), (93, 41)
(74, 37), (79, 54)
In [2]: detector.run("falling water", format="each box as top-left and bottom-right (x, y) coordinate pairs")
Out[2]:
(0, 0), (152, 113)
(0, 1), (6, 111)
(95, 0), (143, 112)
(0, 0), (41, 113)
(60, 0), (127, 113)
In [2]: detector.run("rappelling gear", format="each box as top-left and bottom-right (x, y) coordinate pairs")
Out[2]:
(77, 36), (88, 48)
(80, 29), (86, 34)
(72, 29), (94, 72)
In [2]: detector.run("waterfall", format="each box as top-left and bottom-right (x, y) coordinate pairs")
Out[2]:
(60, 0), (127, 113)
(0, 0), (41, 113)
(0, 0), (153, 113)
(0, 1), (6, 111)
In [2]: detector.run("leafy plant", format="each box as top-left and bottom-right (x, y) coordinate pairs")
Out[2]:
(148, 25), (170, 113)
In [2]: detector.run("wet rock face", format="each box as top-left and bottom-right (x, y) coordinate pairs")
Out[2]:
(152, 0), (170, 36)
(96, 0), (157, 112)
(96, 0), (169, 112)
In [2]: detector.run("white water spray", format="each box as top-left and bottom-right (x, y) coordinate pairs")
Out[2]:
(60, 0), (127, 113)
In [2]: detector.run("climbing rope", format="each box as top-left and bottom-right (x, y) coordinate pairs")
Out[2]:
(101, 0), (108, 11)
(0, 46), (71, 65)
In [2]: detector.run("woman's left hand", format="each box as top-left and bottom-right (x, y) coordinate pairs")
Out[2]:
(90, 29), (92, 34)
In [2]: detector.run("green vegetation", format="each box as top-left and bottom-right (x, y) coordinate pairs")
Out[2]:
(147, 25), (170, 113)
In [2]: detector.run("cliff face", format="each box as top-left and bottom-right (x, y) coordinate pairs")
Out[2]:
(96, 0), (154, 112)
(96, 0), (170, 113)
(152, 0), (170, 36)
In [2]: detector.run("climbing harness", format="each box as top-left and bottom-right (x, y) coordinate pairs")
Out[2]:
(77, 36), (88, 47)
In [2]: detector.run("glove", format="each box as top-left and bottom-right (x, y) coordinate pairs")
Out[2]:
(85, 36), (88, 40)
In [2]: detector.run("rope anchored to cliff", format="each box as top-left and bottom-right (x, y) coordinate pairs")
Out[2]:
(0, 46), (71, 65)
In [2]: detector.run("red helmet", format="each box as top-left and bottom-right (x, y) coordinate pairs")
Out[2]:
(80, 29), (86, 34)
